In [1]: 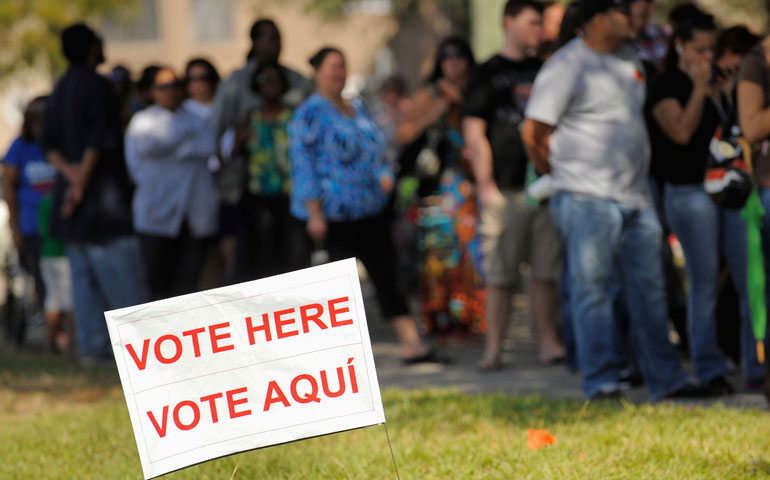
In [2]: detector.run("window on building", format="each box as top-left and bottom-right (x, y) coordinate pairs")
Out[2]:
(344, 0), (393, 15)
(192, 0), (234, 42)
(102, 0), (160, 42)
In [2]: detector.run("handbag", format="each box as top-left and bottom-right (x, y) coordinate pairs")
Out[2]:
(704, 125), (753, 209)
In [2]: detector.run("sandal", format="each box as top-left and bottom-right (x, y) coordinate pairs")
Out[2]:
(477, 358), (503, 372)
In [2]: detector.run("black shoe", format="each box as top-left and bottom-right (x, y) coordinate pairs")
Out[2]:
(663, 380), (727, 400)
(618, 369), (644, 389)
(704, 376), (735, 396)
(764, 376), (770, 405)
(589, 389), (624, 402)
(402, 349), (452, 365)
(662, 382), (709, 399)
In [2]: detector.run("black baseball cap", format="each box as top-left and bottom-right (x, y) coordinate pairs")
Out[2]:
(579, 0), (632, 21)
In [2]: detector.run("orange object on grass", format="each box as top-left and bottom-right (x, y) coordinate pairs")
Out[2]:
(527, 428), (557, 450)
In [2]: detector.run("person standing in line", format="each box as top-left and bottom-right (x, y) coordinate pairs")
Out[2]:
(236, 61), (309, 278)
(125, 68), (218, 300)
(463, 0), (564, 370)
(183, 58), (220, 119)
(712, 25), (764, 387)
(211, 18), (311, 140)
(37, 193), (74, 354)
(648, 11), (742, 396)
(2, 96), (55, 319)
(210, 18), (312, 282)
(737, 21), (770, 404)
(181, 58), (238, 289)
(522, 0), (706, 400)
(41, 24), (149, 364)
(629, 0), (669, 73)
(396, 36), (486, 340)
(374, 75), (418, 297)
(290, 47), (445, 364)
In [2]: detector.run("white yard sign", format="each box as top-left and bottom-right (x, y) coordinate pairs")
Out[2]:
(105, 258), (385, 479)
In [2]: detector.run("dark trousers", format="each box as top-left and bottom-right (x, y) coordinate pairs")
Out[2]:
(326, 209), (409, 319)
(20, 234), (45, 312)
(237, 194), (310, 282)
(138, 224), (211, 300)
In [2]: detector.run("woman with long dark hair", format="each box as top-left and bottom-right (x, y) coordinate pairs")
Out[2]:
(396, 36), (485, 340)
(184, 57), (220, 118)
(649, 10), (750, 395)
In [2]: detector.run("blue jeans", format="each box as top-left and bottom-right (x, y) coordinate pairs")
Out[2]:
(550, 192), (690, 399)
(559, 252), (635, 375)
(559, 249), (578, 372)
(67, 236), (150, 359)
(665, 184), (763, 382)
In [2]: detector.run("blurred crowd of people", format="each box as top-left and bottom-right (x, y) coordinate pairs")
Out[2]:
(4, 0), (770, 402)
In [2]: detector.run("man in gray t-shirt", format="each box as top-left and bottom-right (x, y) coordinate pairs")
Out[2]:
(526, 37), (652, 209)
(521, 0), (703, 401)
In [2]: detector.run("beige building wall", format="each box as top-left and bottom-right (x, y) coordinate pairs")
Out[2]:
(0, 69), (52, 161)
(104, 0), (397, 81)
(0, 0), (397, 155)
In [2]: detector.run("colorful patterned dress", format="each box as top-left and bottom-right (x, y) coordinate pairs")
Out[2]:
(404, 114), (486, 336)
(246, 109), (292, 195)
(418, 163), (486, 336)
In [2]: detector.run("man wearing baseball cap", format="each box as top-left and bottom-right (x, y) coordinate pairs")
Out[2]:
(521, 0), (707, 400)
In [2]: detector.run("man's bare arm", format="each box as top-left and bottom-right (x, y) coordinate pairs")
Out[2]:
(738, 80), (770, 144)
(521, 118), (554, 175)
(462, 116), (499, 206)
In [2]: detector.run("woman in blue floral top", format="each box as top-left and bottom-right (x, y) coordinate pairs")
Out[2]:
(237, 61), (309, 279)
(290, 47), (446, 364)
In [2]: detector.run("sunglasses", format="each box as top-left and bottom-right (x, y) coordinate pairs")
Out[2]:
(439, 48), (466, 61)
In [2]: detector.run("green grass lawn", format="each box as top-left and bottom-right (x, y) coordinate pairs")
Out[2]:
(2, 349), (770, 479)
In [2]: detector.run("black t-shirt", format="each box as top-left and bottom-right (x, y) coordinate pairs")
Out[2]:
(462, 55), (541, 189)
(647, 68), (721, 185)
(41, 66), (134, 243)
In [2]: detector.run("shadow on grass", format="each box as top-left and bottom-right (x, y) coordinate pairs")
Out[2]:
(0, 346), (120, 394)
(381, 387), (623, 429)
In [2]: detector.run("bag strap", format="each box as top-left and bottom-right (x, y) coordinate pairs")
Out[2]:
(737, 137), (755, 177)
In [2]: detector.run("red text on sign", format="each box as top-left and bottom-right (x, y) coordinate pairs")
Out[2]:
(146, 386), (252, 438)
(125, 322), (235, 371)
(246, 297), (353, 345)
(263, 357), (360, 411)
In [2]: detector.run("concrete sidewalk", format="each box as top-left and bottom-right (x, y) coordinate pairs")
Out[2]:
(362, 284), (769, 410)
